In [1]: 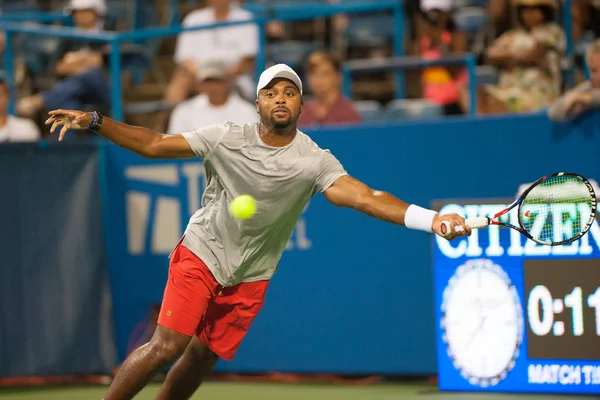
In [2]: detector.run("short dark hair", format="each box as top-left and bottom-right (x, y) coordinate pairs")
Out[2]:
(307, 51), (342, 74)
(516, 4), (555, 27)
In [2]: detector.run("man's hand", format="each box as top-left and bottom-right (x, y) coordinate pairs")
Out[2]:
(432, 213), (471, 240)
(565, 92), (592, 116)
(46, 110), (93, 141)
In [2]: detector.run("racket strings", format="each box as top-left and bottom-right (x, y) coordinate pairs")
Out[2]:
(520, 175), (595, 245)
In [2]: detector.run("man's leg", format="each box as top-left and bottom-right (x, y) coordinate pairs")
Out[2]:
(104, 242), (218, 400)
(103, 325), (191, 400)
(154, 336), (220, 400)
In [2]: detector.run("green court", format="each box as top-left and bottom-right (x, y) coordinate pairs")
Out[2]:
(0, 382), (595, 400)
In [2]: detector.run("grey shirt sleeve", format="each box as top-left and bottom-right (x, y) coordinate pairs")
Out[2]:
(314, 149), (348, 193)
(547, 81), (600, 122)
(182, 124), (226, 159)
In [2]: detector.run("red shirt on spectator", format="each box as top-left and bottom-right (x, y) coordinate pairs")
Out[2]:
(297, 95), (362, 127)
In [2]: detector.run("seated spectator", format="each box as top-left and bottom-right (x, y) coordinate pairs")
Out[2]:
(164, 0), (258, 107)
(167, 60), (258, 134)
(461, 0), (565, 115)
(297, 51), (362, 128)
(548, 39), (600, 121)
(414, 0), (468, 115)
(0, 79), (41, 142)
(16, 0), (110, 121)
(493, 0), (590, 45)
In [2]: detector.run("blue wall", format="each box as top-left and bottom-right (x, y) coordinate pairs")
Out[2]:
(102, 113), (600, 375)
(0, 144), (114, 377)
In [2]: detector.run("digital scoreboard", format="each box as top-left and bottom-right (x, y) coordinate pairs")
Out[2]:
(433, 198), (600, 394)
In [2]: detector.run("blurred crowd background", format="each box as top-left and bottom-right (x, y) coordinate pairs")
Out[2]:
(0, 0), (598, 145)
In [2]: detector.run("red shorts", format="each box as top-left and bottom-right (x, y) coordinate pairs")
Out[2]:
(157, 242), (269, 360)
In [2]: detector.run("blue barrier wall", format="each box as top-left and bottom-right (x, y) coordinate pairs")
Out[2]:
(102, 113), (600, 375)
(0, 144), (115, 377)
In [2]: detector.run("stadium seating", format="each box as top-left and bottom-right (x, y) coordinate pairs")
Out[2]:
(452, 0), (489, 8)
(353, 100), (383, 122)
(267, 41), (324, 71)
(0, 0), (39, 14)
(383, 99), (443, 121)
(475, 65), (499, 85)
(345, 14), (394, 47)
(452, 6), (487, 38)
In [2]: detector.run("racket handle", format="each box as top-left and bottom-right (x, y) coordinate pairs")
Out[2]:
(465, 217), (492, 229)
(440, 217), (491, 237)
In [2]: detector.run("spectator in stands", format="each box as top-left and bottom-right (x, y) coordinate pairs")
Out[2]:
(167, 60), (257, 134)
(164, 0), (258, 108)
(493, 0), (592, 45)
(0, 79), (41, 142)
(15, 0), (110, 122)
(297, 51), (362, 128)
(548, 39), (600, 121)
(461, 0), (565, 114)
(414, 0), (468, 115)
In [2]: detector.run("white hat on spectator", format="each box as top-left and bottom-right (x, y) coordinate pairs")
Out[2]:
(197, 60), (229, 81)
(513, 0), (557, 8)
(256, 64), (303, 97)
(66, 0), (107, 16)
(421, 0), (453, 12)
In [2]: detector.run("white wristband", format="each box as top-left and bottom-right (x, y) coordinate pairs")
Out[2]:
(404, 204), (437, 233)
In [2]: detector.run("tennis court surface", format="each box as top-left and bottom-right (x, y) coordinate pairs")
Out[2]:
(0, 382), (595, 400)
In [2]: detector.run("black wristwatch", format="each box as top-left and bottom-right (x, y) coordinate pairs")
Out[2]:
(88, 111), (104, 131)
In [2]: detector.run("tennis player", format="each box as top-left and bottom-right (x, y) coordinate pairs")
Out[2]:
(47, 63), (471, 400)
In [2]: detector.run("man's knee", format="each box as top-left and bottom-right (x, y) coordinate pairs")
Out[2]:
(187, 338), (219, 368)
(147, 327), (191, 364)
(201, 348), (219, 368)
(147, 340), (186, 364)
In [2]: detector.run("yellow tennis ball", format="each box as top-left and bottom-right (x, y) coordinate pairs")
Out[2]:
(229, 194), (256, 220)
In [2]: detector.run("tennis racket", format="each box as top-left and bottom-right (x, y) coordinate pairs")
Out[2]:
(440, 172), (597, 246)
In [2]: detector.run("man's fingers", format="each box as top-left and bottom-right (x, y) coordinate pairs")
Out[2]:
(453, 216), (471, 236)
(443, 216), (471, 239)
(58, 121), (71, 141)
(462, 223), (472, 236)
(59, 126), (67, 142)
(48, 109), (77, 116)
(50, 119), (62, 134)
(442, 220), (462, 238)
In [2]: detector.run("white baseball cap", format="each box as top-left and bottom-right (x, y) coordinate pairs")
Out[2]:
(421, 0), (453, 11)
(197, 59), (228, 81)
(66, 0), (107, 15)
(256, 64), (303, 97)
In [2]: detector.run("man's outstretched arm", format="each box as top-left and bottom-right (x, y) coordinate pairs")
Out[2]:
(323, 175), (471, 239)
(46, 109), (195, 159)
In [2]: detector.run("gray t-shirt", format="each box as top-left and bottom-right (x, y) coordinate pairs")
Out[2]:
(180, 121), (347, 286)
